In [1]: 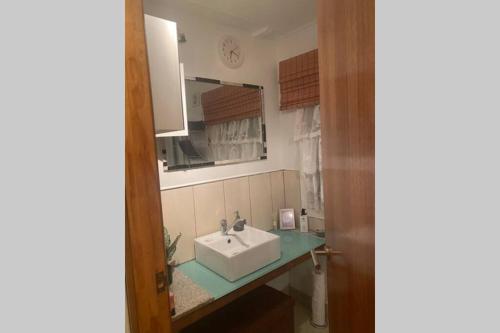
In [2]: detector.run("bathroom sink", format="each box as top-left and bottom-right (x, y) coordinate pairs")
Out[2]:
(194, 226), (281, 282)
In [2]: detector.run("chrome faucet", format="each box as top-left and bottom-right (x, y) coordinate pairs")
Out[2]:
(220, 211), (246, 235)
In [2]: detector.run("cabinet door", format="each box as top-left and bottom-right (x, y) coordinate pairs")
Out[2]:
(144, 14), (184, 135)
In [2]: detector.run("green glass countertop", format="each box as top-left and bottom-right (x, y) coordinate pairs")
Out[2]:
(177, 230), (325, 300)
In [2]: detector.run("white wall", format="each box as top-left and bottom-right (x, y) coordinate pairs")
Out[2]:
(275, 22), (318, 62)
(145, 0), (302, 189)
(274, 21), (318, 171)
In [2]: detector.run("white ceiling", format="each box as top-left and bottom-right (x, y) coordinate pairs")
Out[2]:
(164, 0), (316, 39)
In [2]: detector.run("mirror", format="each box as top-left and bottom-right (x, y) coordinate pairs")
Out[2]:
(157, 77), (267, 171)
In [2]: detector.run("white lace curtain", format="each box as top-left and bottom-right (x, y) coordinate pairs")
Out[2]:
(294, 105), (324, 217)
(206, 117), (263, 162)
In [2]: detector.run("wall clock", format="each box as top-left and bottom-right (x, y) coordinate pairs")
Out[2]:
(218, 36), (244, 68)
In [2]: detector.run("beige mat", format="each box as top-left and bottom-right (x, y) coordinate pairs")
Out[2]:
(171, 269), (213, 318)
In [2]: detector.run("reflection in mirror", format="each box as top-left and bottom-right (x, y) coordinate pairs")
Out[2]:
(157, 77), (266, 171)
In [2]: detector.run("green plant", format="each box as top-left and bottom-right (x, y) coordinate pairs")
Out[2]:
(163, 226), (181, 263)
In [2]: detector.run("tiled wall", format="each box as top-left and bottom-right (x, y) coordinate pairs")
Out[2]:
(161, 170), (301, 264)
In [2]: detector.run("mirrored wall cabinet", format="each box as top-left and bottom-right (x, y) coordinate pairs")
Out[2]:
(144, 14), (188, 137)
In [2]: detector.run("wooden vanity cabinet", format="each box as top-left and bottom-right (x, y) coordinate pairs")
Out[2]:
(180, 285), (294, 333)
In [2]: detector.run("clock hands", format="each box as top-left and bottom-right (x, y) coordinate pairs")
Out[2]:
(230, 47), (240, 57)
(229, 47), (240, 62)
(222, 40), (242, 65)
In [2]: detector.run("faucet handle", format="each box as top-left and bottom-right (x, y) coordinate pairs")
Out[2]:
(233, 218), (246, 232)
(220, 219), (227, 226)
(234, 210), (240, 220)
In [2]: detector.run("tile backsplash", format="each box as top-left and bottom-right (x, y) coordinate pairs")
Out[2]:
(161, 187), (197, 264)
(161, 170), (301, 264)
(270, 171), (286, 221)
(193, 181), (226, 237)
(248, 173), (273, 231)
(223, 177), (252, 225)
(283, 170), (302, 224)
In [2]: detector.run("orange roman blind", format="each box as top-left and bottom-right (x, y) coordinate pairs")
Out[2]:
(279, 49), (319, 111)
(201, 85), (262, 125)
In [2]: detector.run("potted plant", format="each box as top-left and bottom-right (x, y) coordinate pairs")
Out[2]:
(163, 226), (181, 285)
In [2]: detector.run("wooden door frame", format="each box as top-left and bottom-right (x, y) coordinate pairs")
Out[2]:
(125, 0), (172, 332)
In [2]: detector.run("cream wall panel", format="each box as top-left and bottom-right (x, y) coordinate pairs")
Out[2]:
(159, 170), (301, 264)
(284, 170), (301, 227)
(249, 173), (273, 231)
(223, 177), (252, 225)
(161, 187), (196, 264)
(193, 181), (226, 236)
(270, 170), (285, 222)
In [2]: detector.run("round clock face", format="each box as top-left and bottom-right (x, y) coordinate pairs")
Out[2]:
(219, 36), (244, 68)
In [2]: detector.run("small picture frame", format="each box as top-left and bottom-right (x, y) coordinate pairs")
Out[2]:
(279, 208), (296, 230)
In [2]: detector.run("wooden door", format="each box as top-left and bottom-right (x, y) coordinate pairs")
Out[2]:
(125, 0), (172, 332)
(317, 0), (375, 332)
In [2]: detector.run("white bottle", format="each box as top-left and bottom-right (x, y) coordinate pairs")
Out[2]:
(272, 216), (278, 231)
(300, 208), (309, 232)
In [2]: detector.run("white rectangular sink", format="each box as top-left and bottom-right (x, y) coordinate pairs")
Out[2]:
(194, 226), (281, 282)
